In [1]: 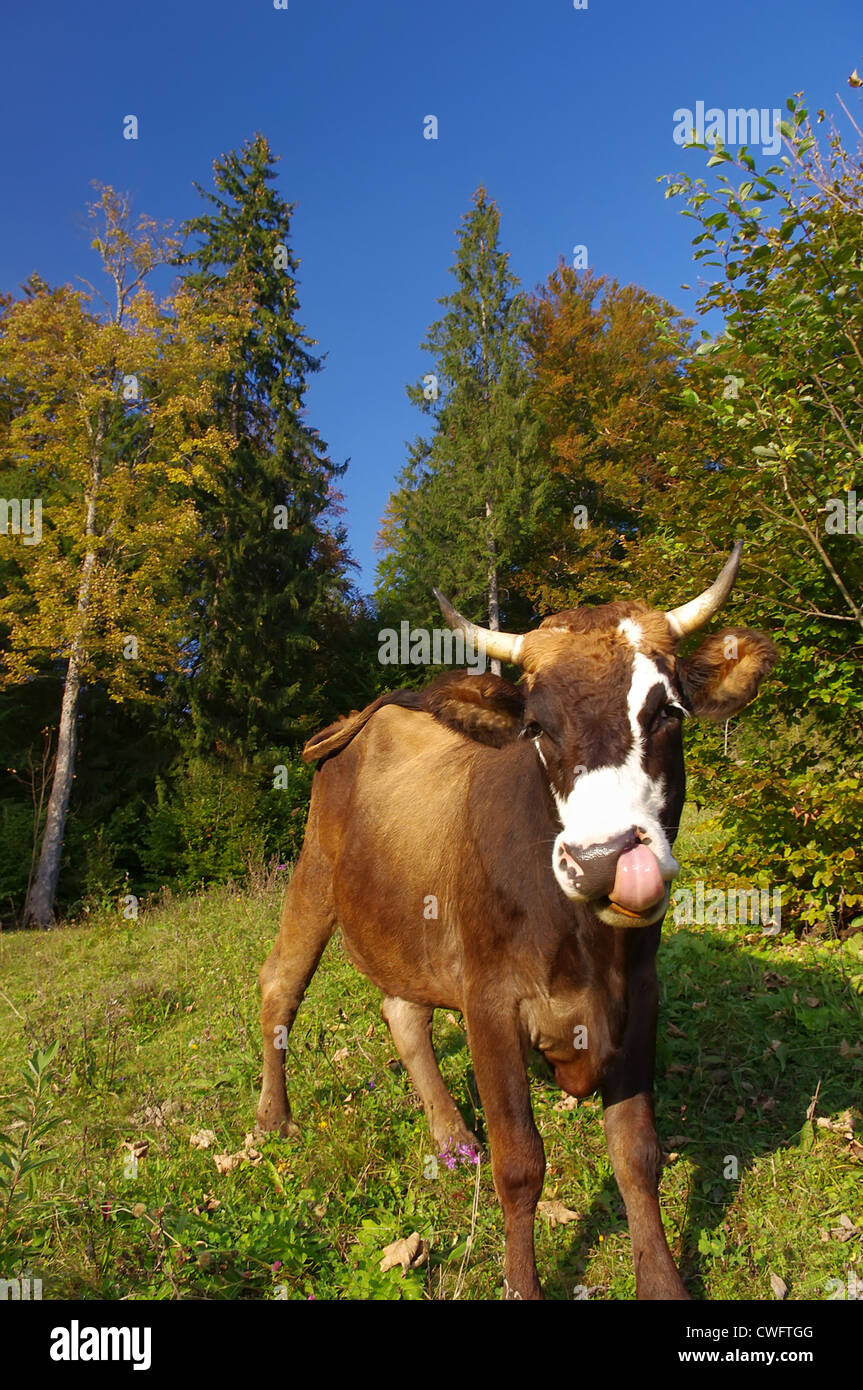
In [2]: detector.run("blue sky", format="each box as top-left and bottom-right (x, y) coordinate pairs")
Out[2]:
(1, 0), (859, 593)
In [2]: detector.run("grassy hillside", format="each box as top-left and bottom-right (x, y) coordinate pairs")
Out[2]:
(1, 813), (861, 1301)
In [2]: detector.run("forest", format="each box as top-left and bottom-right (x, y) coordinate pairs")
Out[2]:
(1, 101), (860, 939)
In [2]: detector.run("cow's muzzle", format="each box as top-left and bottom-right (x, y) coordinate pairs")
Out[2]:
(557, 828), (669, 919)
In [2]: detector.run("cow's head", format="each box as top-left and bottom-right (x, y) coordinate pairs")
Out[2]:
(435, 543), (777, 928)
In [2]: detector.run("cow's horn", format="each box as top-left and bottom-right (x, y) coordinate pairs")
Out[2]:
(664, 541), (744, 639)
(433, 589), (525, 664)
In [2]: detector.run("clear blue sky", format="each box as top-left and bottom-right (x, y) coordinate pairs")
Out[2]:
(1, 0), (859, 593)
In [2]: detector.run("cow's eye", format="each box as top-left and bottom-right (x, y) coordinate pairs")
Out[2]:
(521, 720), (544, 740)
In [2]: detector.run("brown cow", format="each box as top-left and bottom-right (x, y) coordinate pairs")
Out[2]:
(257, 543), (776, 1299)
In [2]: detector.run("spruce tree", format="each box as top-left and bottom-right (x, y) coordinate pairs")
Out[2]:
(376, 188), (545, 668)
(176, 134), (352, 755)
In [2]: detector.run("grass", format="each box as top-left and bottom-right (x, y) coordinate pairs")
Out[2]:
(1, 808), (861, 1301)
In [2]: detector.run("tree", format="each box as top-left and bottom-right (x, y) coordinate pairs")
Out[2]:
(376, 187), (545, 669)
(661, 94), (863, 929)
(521, 264), (693, 613)
(176, 134), (355, 754)
(0, 187), (242, 925)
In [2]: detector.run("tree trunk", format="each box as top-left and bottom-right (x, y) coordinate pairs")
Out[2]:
(486, 498), (501, 677)
(23, 468), (100, 927)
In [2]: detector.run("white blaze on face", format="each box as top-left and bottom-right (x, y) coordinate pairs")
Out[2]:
(546, 620), (680, 908)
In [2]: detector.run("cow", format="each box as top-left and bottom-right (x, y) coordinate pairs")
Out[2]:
(256, 542), (777, 1299)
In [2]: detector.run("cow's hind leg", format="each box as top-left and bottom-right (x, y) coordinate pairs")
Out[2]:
(381, 997), (479, 1154)
(256, 845), (336, 1137)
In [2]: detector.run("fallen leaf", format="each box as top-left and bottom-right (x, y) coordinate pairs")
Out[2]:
(762, 971), (788, 990)
(379, 1232), (429, 1274)
(537, 1199), (580, 1228)
(132, 1202), (147, 1218)
(192, 1193), (221, 1214)
(734, 1106), (746, 1122)
(770, 1272), (788, 1300)
(829, 1214), (858, 1242)
(190, 1129), (217, 1149)
(666, 1023), (687, 1038)
(365, 1023), (375, 1038)
(805, 996), (820, 1008)
(213, 1152), (242, 1174)
(667, 1063), (689, 1075)
(553, 1095), (578, 1112)
(332, 1047), (350, 1066)
(445, 1012), (458, 1026)
(692, 1001), (708, 1010)
(122, 1139), (149, 1161)
(816, 1110), (855, 1138)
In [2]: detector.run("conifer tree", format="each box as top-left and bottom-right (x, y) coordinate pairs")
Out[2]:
(177, 134), (353, 754)
(377, 188), (545, 669)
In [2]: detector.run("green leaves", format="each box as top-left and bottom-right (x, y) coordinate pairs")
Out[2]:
(0, 1043), (61, 1239)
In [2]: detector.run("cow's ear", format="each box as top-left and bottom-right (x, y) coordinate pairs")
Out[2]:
(422, 670), (525, 747)
(677, 628), (778, 722)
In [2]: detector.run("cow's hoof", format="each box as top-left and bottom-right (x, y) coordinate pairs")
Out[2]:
(433, 1128), (483, 1160)
(256, 1112), (301, 1140)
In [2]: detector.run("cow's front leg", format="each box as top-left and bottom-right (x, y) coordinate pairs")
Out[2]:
(602, 1091), (688, 1299)
(464, 996), (545, 1300)
(601, 928), (688, 1300)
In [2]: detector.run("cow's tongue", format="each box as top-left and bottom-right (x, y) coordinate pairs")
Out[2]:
(610, 844), (665, 914)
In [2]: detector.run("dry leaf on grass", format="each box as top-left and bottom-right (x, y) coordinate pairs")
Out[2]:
(213, 1152), (242, 1175)
(553, 1095), (578, 1112)
(537, 1199), (580, 1228)
(121, 1139), (149, 1161)
(666, 1023), (687, 1039)
(379, 1232), (429, 1274)
(829, 1214), (858, 1242)
(816, 1111), (855, 1138)
(192, 1193), (221, 1215)
(770, 1272), (788, 1300)
(331, 1047), (350, 1066)
(190, 1129), (217, 1149)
